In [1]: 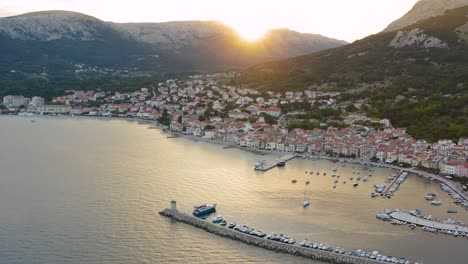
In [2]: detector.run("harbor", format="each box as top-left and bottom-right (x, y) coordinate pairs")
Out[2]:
(255, 154), (297, 171)
(2, 116), (467, 264)
(377, 209), (468, 238)
(160, 204), (418, 264)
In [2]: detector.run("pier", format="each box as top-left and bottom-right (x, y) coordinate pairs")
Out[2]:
(255, 154), (296, 171)
(389, 211), (468, 233)
(159, 208), (387, 264)
(382, 171), (408, 197)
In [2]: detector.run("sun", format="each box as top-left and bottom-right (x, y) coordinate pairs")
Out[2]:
(229, 23), (268, 42)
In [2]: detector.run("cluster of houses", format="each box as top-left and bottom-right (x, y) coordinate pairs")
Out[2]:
(2, 73), (467, 177)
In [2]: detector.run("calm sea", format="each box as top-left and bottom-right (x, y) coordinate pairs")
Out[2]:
(0, 116), (467, 264)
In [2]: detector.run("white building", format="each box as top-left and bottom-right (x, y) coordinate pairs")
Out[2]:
(3, 95), (30, 108)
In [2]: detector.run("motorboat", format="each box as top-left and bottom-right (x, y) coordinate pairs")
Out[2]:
(212, 215), (223, 223)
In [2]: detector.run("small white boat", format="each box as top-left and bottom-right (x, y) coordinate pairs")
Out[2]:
(303, 200), (310, 207)
(431, 200), (442, 206)
(212, 215), (223, 223)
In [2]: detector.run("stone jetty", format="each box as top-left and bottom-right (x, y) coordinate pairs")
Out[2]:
(159, 208), (384, 264)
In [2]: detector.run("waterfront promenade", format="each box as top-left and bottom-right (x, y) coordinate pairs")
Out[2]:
(389, 211), (468, 233)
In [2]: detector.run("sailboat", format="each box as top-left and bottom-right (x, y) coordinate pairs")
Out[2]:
(303, 183), (310, 207)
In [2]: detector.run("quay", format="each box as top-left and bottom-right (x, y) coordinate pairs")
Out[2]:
(255, 154), (296, 171)
(159, 207), (387, 264)
(389, 211), (468, 233)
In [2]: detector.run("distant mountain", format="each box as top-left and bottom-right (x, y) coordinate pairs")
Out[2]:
(0, 10), (347, 73)
(384, 0), (468, 32)
(239, 6), (468, 141)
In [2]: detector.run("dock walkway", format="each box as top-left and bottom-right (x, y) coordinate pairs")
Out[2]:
(255, 154), (296, 171)
(389, 212), (468, 233)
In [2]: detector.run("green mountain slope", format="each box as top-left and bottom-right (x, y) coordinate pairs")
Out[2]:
(238, 6), (468, 142)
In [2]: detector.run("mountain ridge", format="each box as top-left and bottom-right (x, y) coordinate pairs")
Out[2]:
(0, 10), (347, 72)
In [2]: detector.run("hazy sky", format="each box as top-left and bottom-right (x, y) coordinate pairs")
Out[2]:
(0, 0), (419, 42)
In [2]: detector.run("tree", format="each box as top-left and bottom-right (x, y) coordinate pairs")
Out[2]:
(248, 116), (257, 123)
(198, 115), (206, 121)
(260, 113), (277, 125)
(177, 116), (183, 123)
(204, 125), (215, 130)
(345, 104), (358, 112)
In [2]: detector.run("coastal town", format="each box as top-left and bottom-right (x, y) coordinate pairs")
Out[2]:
(2, 73), (467, 181)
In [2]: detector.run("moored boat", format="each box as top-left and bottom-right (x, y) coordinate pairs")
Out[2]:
(353, 182), (359, 187)
(212, 215), (223, 223)
(193, 204), (216, 217)
(431, 200), (442, 206)
(277, 161), (286, 167)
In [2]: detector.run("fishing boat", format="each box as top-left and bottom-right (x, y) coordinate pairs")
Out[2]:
(333, 185), (337, 189)
(334, 180), (338, 184)
(362, 176), (368, 182)
(305, 180), (310, 185)
(353, 182), (359, 187)
(323, 172), (326, 176)
(447, 209), (458, 214)
(220, 220), (227, 226)
(316, 172), (320, 175)
(371, 192), (379, 198)
(292, 179), (297, 183)
(332, 167), (337, 171)
(277, 161), (286, 167)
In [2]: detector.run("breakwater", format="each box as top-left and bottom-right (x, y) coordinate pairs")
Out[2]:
(159, 208), (385, 264)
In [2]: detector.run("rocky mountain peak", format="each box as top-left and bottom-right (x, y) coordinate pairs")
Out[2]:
(0, 10), (106, 41)
(384, 0), (468, 32)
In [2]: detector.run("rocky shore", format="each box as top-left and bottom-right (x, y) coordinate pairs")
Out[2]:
(159, 208), (384, 264)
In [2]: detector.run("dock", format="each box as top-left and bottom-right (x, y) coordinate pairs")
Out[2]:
(382, 171), (408, 197)
(255, 154), (296, 171)
(389, 211), (468, 233)
(159, 208), (389, 264)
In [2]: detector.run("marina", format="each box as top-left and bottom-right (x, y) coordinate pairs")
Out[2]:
(377, 209), (468, 237)
(160, 205), (418, 264)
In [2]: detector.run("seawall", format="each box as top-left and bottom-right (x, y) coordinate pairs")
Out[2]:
(159, 209), (384, 264)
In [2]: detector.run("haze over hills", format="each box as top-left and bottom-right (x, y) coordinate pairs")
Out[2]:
(0, 10), (347, 73)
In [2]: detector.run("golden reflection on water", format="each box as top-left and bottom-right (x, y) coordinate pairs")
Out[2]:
(0, 116), (467, 264)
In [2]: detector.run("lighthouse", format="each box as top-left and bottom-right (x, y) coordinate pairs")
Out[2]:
(170, 200), (177, 211)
